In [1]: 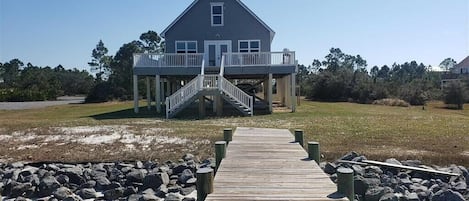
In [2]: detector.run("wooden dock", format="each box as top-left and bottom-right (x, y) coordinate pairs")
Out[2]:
(205, 127), (348, 201)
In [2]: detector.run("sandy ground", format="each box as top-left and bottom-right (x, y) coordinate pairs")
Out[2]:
(0, 96), (85, 110)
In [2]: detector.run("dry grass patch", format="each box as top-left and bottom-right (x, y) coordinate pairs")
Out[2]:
(0, 100), (467, 166)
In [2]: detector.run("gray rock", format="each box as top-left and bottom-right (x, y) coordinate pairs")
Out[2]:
(324, 162), (337, 175)
(53, 187), (74, 200)
(379, 193), (399, 201)
(178, 169), (194, 184)
(352, 165), (364, 176)
(56, 174), (69, 184)
(80, 180), (96, 188)
(452, 180), (467, 191)
(168, 186), (182, 193)
(173, 164), (190, 175)
(143, 172), (169, 189)
(185, 177), (197, 185)
(182, 198), (195, 201)
(127, 194), (142, 201)
(431, 189), (465, 201)
(58, 167), (84, 185)
(155, 185), (168, 198)
(103, 187), (125, 200)
(365, 186), (386, 201)
(165, 193), (182, 201)
(76, 188), (97, 199)
(126, 169), (146, 183)
(140, 193), (160, 201)
(124, 186), (138, 196)
(9, 162), (25, 169)
(95, 176), (112, 190)
(136, 161), (145, 169)
(38, 176), (61, 197)
(410, 183), (428, 193)
(365, 166), (383, 175)
(181, 186), (195, 196)
(10, 182), (34, 198)
(404, 192), (419, 201)
(13, 196), (32, 201)
(340, 151), (360, 161)
(63, 196), (82, 201)
(385, 158), (402, 166)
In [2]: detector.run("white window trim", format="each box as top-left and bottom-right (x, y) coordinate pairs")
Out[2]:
(211, 2), (224, 27)
(175, 41), (198, 53)
(238, 40), (261, 52)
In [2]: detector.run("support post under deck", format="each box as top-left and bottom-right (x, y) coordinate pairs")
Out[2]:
(146, 77), (151, 110)
(155, 75), (161, 113)
(133, 75), (139, 113)
(268, 73), (273, 113)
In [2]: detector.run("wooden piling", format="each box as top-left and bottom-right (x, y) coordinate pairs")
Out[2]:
(337, 167), (354, 201)
(215, 141), (226, 171)
(196, 167), (214, 201)
(294, 129), (304, 147)
(308, 141), (320, 163)
(223, 128), (233, 145)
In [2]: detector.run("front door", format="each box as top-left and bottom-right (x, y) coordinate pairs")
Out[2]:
(204, 40), (232, 66)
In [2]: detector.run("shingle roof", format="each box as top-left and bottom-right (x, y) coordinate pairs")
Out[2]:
(455, 56), (469, 68)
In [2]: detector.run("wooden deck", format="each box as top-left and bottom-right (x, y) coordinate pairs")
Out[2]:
(205, 127), (348, 201)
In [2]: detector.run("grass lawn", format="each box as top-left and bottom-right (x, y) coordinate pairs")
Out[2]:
(0, 100), (467, 166)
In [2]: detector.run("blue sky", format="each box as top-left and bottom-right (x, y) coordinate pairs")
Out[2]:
(1, 0), (468, 71)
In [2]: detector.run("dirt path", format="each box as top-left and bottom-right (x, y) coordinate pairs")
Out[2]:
(0, 96), (85, 110)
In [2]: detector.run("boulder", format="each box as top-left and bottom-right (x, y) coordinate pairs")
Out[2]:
(37, 176), (61, 197)
(323, 162), (337, 175)
(365, 186), (386, 201)
(431, 189), (465, 201)
(126, 169), (146, 183)
(76, 188), (97, 199)
(103, 187), (125, 200)
(52, 187), (74, 200)
(178, 169), (194, 184)
(143, 172), (169, 190)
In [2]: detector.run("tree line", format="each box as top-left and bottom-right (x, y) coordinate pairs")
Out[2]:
(0, 60), (93, 101)
(297, 48), (469, 108)
(85, 30), (164, 103)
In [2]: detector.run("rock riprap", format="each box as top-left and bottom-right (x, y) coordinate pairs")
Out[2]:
(321, 152), (469, 201)
(0, 154), (210, 201)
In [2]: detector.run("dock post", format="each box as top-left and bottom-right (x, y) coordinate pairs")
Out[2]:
(223, 128), (233, 145)
(337, 167), (354, 201)
(215, 141), (227, 171)
(196, 168), (214, 201)
(294, 129), (304, 147)
(307, 141), (320, 164)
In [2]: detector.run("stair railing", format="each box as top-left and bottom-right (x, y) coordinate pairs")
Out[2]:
(219, 76), (253, 116)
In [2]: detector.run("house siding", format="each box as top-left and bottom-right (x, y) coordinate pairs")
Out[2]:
(164, 0), (271, 54)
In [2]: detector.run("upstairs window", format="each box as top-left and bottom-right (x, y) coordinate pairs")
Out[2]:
(211, 3), (224, 26)
(176, 41), (197, 53)
(239, 40), (260, 52)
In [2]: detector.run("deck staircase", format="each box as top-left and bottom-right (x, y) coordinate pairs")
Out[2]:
(165, 56), (253, 118)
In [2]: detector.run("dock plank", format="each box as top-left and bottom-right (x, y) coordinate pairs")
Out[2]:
(205, 127), (347, 201)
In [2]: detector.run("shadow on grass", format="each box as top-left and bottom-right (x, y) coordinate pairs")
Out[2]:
(89, 106), (165, 120)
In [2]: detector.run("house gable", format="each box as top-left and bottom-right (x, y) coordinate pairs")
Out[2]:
(451, 56), (469, 74)
(161, 0), (275, 41)
(161, 0), (275, 53)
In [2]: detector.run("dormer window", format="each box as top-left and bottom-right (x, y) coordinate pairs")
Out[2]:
(211, 3), (224, 26)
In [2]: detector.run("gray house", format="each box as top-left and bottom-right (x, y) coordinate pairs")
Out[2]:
(133, 0), (297, 118)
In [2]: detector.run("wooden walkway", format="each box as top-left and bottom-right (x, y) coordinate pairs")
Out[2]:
(205, 127), (348, 201)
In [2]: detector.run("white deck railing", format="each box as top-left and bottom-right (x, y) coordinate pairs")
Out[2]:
(223, 51), (295, 67)
(134, 53), (204, 68)
(133, 52), (295, 68)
